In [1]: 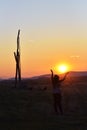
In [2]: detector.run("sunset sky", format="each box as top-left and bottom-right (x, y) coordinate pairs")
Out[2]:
(0, 0), (87, 78)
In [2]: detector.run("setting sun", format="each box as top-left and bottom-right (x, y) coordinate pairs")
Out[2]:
(58, 65), (67, 73)
(55, 64), (70, 74)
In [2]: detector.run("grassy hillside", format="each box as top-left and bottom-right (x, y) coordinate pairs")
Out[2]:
(0, 76), (87, 130)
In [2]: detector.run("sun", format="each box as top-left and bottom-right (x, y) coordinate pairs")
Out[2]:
(55, 64), (69, 74)
(58, 65), (67, 73)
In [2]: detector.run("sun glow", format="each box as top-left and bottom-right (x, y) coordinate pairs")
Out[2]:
(55, 64), (70, 74)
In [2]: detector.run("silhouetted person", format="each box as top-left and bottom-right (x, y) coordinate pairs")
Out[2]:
(50, 69), (69, 115)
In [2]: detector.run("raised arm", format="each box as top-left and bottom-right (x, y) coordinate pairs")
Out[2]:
(60, 72), (69, 82)
(50, 69), (54, 84)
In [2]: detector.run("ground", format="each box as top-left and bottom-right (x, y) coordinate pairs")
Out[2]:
(0, 76), (87, 130)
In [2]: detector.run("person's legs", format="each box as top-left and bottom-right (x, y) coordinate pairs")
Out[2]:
(57, 94), (63, 115)
(53, 94), (58, 113)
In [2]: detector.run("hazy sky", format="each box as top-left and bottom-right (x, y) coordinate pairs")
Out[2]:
(0, 0), (87, 78)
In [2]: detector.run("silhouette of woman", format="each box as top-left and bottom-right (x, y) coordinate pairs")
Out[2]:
(50, 69), (69, 115)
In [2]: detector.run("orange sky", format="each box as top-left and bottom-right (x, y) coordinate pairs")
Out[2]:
(1, 36), (87, 78)
(0, 1), (87, 78)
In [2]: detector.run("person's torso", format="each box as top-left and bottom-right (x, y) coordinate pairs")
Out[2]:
(53, 82), (61, 94)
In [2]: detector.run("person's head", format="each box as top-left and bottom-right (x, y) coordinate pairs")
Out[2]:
(53, 75), (59, 83)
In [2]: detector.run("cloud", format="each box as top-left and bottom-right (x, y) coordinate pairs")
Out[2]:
(29, 40), (34, 43)
(70, 55), (80, 58)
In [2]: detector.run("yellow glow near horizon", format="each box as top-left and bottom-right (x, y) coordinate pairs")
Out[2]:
(58, 65), (67, 73)
(55, 64), (70, 74)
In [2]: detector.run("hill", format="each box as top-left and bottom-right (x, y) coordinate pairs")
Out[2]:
(0, 74), (87, 129)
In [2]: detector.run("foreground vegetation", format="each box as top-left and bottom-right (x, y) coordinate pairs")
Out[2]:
(0, 76), (87, 130)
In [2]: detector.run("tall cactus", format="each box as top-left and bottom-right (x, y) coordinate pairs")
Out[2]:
(14, 29), (21, 87)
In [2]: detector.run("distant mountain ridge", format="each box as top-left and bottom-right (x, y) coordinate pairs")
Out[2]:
(31, 71), (87, 79)
(0, 71), (87, 81)
(69, 71), (87, 77)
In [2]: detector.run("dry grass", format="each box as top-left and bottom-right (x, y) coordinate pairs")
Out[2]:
(0, 76), (87, 130)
